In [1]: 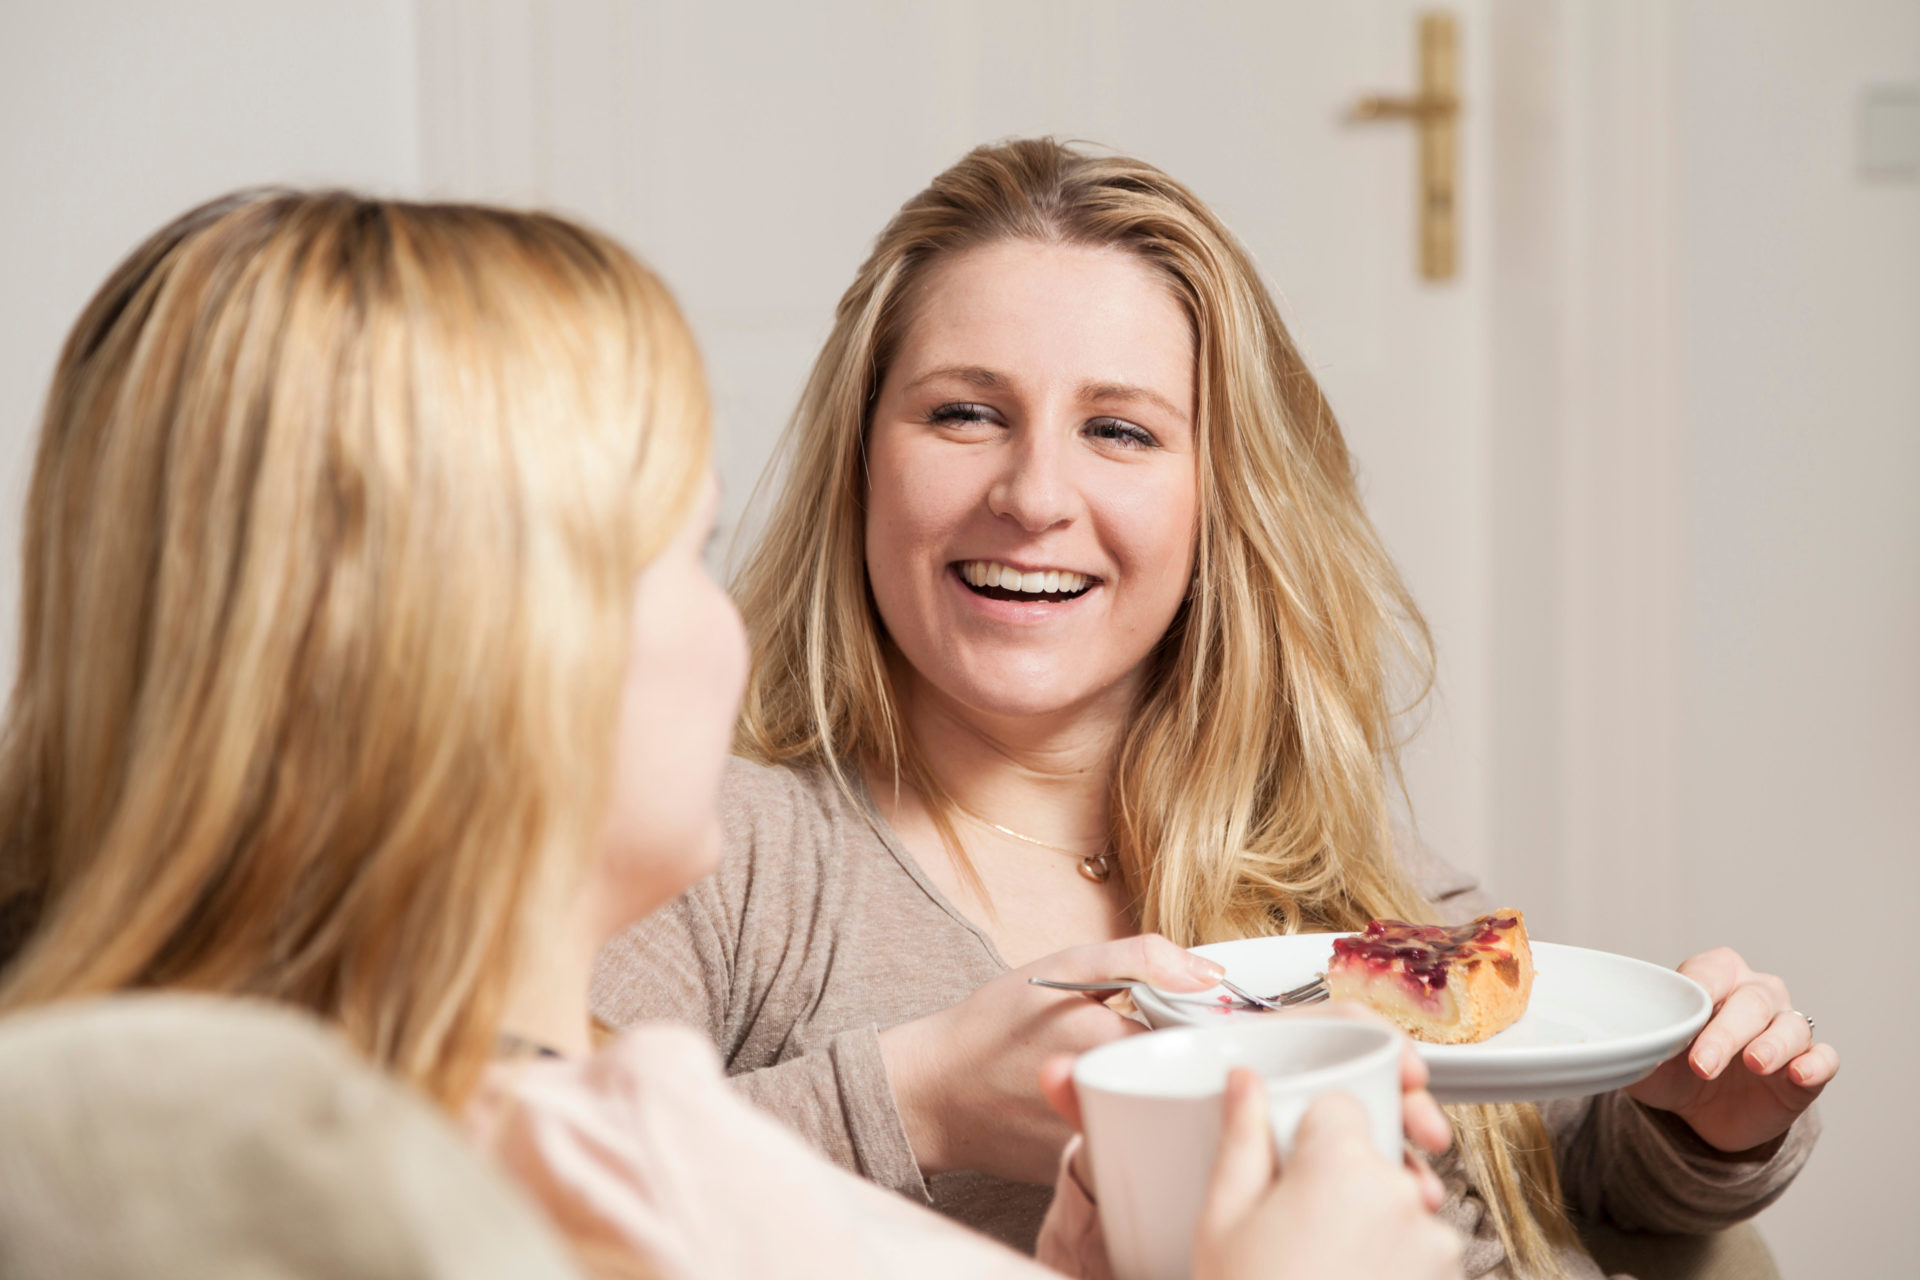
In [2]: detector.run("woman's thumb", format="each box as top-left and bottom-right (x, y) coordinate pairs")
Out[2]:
(1197, 1067), (1277, 1236)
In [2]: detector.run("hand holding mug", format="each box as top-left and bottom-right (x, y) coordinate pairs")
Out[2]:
(1038, 1007), (1451, 1208)
(1193, 1071), (1462, 1280)
(1041, 1015), (1456, 1280)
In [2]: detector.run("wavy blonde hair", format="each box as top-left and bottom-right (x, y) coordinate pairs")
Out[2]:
(0, 190), (708, 1112)
(736, 138), (1573, 1275)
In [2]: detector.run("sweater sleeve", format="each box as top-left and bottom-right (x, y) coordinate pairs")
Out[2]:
(723, 1025), (929, 1200)
(588, 759), (931, 1203)
(473, 1026), (1056, 1280)
(591, 874), (734, 1044)
(1394, 823), (1497, 917)
(1550, 1090), (1819, 1233)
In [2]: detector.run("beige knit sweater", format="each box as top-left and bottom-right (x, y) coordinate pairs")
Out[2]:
(590, 757), (1817, 1278)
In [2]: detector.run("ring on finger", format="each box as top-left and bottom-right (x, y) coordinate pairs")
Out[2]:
(1791, 1009), (1814, 1035)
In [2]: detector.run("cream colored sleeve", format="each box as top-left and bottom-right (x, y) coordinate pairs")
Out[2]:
(475, 1028), (1058, 1280)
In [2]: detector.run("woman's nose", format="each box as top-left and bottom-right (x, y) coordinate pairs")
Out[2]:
(985, 431), (1075, 532)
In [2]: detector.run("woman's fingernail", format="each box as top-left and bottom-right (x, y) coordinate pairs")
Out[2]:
(1750, 1046), (1775, 1071)
(1187, 955), (1226, 981)
(1694, 1048), (1722, 1077)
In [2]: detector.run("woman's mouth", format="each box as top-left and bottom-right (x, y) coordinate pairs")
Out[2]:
(953, 559), (1097, 603)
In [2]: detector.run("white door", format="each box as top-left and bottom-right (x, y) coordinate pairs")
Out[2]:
(418, 0), (1500, 881)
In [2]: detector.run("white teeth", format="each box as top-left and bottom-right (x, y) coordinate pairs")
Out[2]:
(958, 561), (1092, 596)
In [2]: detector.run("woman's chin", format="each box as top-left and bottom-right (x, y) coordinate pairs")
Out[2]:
(923, 667), (1133, 726)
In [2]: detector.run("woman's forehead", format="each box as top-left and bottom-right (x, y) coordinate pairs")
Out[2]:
(889, 240), (1194, 406)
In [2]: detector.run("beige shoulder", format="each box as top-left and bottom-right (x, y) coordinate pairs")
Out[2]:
(714, 755), (869, 884)
(1390, 822), (1487, 911)
(719, 755), (853, 834)
(720, 753), (815, 806)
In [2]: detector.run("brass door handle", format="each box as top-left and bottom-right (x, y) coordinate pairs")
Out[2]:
(1351, 93), (1458, 123)
(1350, 12), (1459, 280)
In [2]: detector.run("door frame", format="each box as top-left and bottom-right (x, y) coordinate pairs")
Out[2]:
(1487, 0), (1690, 960)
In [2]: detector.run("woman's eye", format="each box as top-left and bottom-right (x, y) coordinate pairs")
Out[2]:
(1086, 417), (1157, 449)
(926, 402), (998, 426)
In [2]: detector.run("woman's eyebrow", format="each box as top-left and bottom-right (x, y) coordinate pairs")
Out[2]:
(1081, 381), (1187, 422)
(898, 367), (1187, 423)
(901, 364), (1006, 393)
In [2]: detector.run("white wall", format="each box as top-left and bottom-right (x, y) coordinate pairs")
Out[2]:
(0, 0), (420, 690)
(1673, 2), (1919, 1273)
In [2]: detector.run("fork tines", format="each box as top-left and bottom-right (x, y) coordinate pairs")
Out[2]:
(1275, 975), (1330, 1005)
(1219, 973), (1329, 1010)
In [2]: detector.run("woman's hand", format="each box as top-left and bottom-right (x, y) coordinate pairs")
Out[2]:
(1032, 1016), (1455, 1280)
(1193, 1070), (1462, 1280)
(1036, 1009), (1453, 1208)
(1625, 946), (1838, 1153)
(878, 935), (1225, 1183)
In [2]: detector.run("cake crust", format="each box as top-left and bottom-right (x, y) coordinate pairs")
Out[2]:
(1326, 910), (1534, 1044)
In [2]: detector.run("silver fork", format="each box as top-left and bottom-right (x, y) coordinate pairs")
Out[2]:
(1028, 973), (1329, 1010)
(1219, 974), (1329, 1010)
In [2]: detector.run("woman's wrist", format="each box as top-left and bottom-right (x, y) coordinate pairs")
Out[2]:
(1630, 1094), (1794, 1162)
(878, 1016), (955, 1176)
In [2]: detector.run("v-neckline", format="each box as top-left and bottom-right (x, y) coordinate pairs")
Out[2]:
(845, 768), (1014, 976)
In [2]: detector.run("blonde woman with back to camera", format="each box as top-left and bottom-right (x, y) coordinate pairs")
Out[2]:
(591, 139), (1836, 1277)
(0, 191), (1458, 1278)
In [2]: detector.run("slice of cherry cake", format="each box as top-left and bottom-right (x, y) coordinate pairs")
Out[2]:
(1326, 910), (1534, 1044)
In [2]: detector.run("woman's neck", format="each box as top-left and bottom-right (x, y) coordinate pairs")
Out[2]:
(497, 899), (604, 1060)
(893, 673), (1137, 853)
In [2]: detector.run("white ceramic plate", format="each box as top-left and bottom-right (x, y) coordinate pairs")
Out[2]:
(1134, 934), (1712, 1104)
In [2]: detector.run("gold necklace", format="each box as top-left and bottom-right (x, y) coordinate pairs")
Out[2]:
(951, 802), (1115, 884)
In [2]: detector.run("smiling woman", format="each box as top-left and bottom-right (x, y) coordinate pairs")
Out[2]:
(864, 239), (1198, 731)
(589, 139), (1826, 1276)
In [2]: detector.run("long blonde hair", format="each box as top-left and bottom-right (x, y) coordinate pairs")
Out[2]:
(0, 190), (709, 1111)
(736, 138), (1573, 1274)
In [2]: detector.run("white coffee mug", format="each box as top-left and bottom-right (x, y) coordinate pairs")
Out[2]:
(1073, 1018), (1402, 1280)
